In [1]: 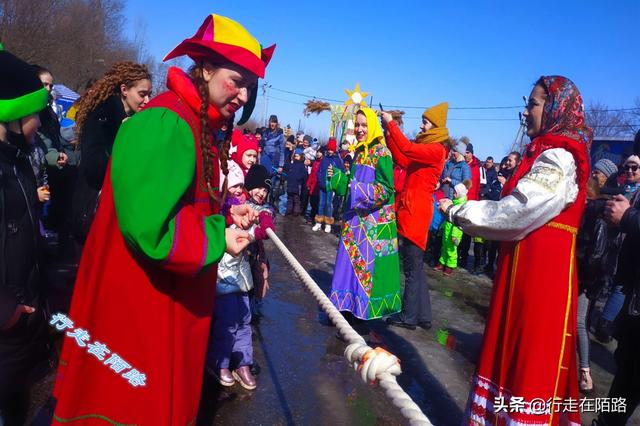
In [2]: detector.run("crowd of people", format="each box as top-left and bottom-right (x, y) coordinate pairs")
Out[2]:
(1, 12), (640, 426)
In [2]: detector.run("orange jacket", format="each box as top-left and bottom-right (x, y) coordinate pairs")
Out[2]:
(385, 121), (448, 250)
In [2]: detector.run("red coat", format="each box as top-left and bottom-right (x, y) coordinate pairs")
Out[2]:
(306, 160), (321, 195)
(53, 71), (225, 425)
(385, 121), (448, 250)
(467, 155), (481, 201)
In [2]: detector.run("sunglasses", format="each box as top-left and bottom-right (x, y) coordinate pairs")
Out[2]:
(624, 165), (639, 172)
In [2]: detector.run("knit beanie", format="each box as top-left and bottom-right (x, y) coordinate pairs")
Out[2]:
(269, 114), (278, 124)
(0, 45), (49, 122)
(230, 129), (259, 166)
(594, 158), (617, 178)
(453, 140), (467, 156)
(221, 160), (244, 189)
(422, 102), (448, 128)
(454, 183), (468, 198)
(294, 147), (304, 156)
(624, 155), (640, 167)
(245, 164), (271, 191)
(326, 138), (337, 152)
(465, 143), (474, 154)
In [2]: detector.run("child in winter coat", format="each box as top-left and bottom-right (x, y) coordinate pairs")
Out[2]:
(313, 138), (344, 233)
(306, 150), (323, 223)
(230, 129), (259, 175)
(284, 148), (308, 216)
(437, 181), (471, 276)
(220, 160), (247, 218)
(207, 164), (274, 391)
(244, 165), (275, 319)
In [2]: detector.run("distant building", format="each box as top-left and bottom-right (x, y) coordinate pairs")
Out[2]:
(591, 136), (635, 166)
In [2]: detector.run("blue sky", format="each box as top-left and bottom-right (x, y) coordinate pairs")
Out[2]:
(124, 0), (639, 160)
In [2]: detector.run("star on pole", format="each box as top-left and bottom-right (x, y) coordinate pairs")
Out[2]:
(344, 83), (369, 106)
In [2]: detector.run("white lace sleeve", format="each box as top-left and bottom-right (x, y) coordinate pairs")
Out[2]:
(447, 148), (578, 241)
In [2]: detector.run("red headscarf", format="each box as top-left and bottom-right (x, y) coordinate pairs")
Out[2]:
(538, 75), (593, 149)
(230, 129), (259, 172)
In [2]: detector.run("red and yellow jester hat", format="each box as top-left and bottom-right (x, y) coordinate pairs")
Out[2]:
(164, 14), (275, 123)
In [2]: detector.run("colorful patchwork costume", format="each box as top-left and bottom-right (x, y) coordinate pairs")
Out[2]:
(328, 108), (401, 320)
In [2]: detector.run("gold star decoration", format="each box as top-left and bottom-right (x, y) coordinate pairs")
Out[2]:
(344, 83), (369, 106)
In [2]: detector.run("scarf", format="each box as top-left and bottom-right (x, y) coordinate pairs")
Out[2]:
(538, 75), (593, 149)
(415, 127), (449, 144)
(353, 107), (385, 160)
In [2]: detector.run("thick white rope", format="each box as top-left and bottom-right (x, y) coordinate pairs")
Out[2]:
(266, 229), (433, 426)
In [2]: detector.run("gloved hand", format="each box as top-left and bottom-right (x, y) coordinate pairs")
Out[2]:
(254, 211), (275, 240)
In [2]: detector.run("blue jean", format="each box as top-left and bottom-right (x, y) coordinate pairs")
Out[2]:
(207, 293), (253, 369)
(318, 190), (334, 218)
(602, 285), (625, 322)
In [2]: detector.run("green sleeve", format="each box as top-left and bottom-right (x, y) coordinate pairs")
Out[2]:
(111, 107), (226, 275)
(329, 168), (350, 196)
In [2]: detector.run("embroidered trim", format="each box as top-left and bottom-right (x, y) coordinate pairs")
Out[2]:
(546, 221), (578, 235)
(53, 413), (137, 425)
(520, 164), (563, 192)
(330, 289), (401, 319)
(550, 234), (576, 422)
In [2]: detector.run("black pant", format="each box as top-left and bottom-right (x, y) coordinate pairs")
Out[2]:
(399, 237), (432, 325)
(286, 192), (301, 215)
(300, 186), (310, 217)
(458, 233), (471, 267)
(600, 301), (640, 425)
(486, 240), (498, 269)
(473, 241), (485, 269)
(309, 193), (319, 221)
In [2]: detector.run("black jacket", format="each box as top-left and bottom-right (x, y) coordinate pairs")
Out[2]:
(71, 95), (127, 240)
(0, 142), (41, 326)
(0, 140), (51, 397)
(78, 95), (128, 191)
(285, 159), (308, 194)
(577, 199), (622, 298)
(615, 194), (640, 296)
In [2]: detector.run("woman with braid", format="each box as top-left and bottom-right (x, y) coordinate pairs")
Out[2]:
(53, 14), (274, 425)
(70, 61), (152, 241)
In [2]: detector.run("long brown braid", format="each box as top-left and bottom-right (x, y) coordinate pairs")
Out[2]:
(75, 61), (151, 139)
(189, 62), (234, 202)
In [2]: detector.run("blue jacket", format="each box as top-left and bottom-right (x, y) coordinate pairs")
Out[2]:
(285, 159), (308, 194)
(260, 128), (285, 173)
(480, 167), (498, 199)
(441, 160), (471, 198)
(317, 154), (344, 191)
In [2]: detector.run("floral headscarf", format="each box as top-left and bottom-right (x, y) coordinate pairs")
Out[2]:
(538, 75), (593, 149)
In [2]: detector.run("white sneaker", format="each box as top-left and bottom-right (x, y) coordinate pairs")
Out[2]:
(312, 223), (322, 232)
(324, 224), (331, 233)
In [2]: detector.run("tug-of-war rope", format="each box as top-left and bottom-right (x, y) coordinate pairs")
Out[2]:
(266, 229), (433, 425)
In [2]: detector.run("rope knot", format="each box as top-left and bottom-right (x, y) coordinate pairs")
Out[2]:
(345, 344), (401, 384)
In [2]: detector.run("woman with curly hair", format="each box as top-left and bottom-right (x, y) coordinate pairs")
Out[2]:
(53, 14), (273, 425)
(70, 61), (151, 240)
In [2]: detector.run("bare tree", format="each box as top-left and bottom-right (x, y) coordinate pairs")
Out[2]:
(585, 100), (636, 138)
(0, 0), (147, 91)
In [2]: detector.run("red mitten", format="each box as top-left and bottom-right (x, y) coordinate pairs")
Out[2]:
(254, 211), (275, 240)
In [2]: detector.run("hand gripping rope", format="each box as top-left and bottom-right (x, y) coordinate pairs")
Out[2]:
(265, 229), (433, 425)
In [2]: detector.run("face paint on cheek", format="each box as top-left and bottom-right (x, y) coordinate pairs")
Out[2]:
(222, 81), (240, 97)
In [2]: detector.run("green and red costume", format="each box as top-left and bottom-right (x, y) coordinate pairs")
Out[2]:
(53, 67), (227, 425)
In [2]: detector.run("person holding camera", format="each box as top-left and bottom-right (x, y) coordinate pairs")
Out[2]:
(575, 158), (621, 393)
(599, 143), (640, 425)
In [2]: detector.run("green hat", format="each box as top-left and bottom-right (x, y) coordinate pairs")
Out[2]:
(0, 44), (48, 122)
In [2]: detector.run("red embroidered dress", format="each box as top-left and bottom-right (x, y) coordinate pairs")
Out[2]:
(449, 76), (593, 426)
